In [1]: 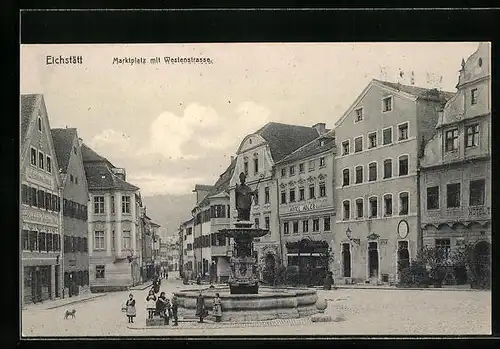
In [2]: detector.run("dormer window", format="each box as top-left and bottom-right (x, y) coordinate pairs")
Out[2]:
(320, 140), (325, 147)
(478, 57), (483, 67)
(355, 108), (363, 122)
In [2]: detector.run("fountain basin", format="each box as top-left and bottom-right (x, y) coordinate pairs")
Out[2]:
(174, 286), (319, 322)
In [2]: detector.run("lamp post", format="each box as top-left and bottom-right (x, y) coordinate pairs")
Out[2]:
(346, 227), (360, 245)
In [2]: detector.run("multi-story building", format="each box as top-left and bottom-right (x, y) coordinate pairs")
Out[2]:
(419, 43), (491, 283)
(275, 129), (336, 285)
(21, 94), (64, 305)
(51, 128), (90, 297)
(180, 218), (195, 279)
(82, 144), (143, 291)
(228, 122), (322, 273)
(151, 221), (161, 274)
(140, 210), (155, 281)
(333, 79), (453, 284)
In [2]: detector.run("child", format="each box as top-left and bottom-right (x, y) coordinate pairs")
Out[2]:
(146, 289), (157, 319)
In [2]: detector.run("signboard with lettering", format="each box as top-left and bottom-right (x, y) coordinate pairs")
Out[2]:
(21, 206), (58, 227)
(25, 166), (55, 189)
(289, 203), (317, 213)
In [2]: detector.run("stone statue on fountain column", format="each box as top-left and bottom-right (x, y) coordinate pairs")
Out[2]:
(235, 172), (258, 222)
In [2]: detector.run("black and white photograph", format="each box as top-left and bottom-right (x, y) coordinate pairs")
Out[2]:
(20, 41), (491, 337)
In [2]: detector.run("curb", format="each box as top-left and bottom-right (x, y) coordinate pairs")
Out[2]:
(46, 294), (107, 310)
(325, 285), (484, 292)
(130, 283), (154, 291)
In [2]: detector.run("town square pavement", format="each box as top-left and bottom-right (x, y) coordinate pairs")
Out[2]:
(21, 277), (491, 337)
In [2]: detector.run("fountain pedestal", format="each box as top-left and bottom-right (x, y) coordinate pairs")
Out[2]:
(220, 221), (268, 295)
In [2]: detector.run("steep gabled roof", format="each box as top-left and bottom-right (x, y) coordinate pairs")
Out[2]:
(20, 94), (40, 144)
(51, 128), (78, 173)
(374, 79), (455, 102)
(197, 158), (236, 208)
(276, 133), (336, 165)
(254, 122), (320, 162)
(81, 143), (116, 168)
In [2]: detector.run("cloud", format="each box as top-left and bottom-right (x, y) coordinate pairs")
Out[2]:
(127, 172), (206, 196)
(89, 129), (136, 161)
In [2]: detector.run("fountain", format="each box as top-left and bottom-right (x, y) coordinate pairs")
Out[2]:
(173, 172), (319, 322)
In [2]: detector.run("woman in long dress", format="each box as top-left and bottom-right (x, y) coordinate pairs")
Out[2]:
(212, 293), (222, 322)
(125, 293), (136, 323)
(146, 289), (157, 319)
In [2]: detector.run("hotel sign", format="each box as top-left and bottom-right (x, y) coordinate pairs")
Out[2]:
(21, 206), (58, 227)
(289, 203), (317, 213)
(25, 167), (54, 189)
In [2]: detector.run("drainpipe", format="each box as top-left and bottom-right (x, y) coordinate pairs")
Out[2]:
(416, 157), (423, 254)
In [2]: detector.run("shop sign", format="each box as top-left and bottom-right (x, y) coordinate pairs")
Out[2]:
(289, 203), (318, 213)
(468, 206), (491, 217)
(25, 166), (54, 189)
(21, 206), (58, 226)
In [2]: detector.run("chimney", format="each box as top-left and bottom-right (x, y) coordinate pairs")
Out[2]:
(312, 123), (326, 135)
(230, 156), (235, 162)
(78, 137), (83, 146)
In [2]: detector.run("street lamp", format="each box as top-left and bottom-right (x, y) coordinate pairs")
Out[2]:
(345, 227), (360, 245)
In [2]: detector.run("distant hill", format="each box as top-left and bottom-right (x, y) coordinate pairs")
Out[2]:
(142, 194), (196, 239)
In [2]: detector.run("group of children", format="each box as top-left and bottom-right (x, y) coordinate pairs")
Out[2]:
(146, 289), (179, 326)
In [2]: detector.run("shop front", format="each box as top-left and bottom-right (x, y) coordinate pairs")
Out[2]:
(23, 266), (52, 304)
(285, 239), (329, 286)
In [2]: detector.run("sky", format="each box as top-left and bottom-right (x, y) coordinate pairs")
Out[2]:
(20, 43), (481, 196)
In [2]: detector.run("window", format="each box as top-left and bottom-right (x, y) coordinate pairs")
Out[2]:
(94, 231), (105, 250)
(265, 216), (270, 230)
(299, 163), (305, 173)
(46, 156), (52, 173)
(22, 230), (29, 250)
(94, 196), (105, 214)
(368, 132), (377, 149)
(254, 158), (259, 174)
(399, 155), (409, 176)
(427, 186), (439, 210)
(313, 219), (319, 232)
(111, 230), (116, 250)
(398, 123), (409, 141)
(30, 148), (37, 166)
(38, 117), (42, 132)
(70, 174), (74, 183)
(289, 166), (295, 176)
(302, 220), (309, 232)
(319, 182), (326, 197)
(342, 140), (350, 156)
(299, 187), (305, 201)
(244, 161), (248, 176)
(265, 187), (270, 203)
(37, 189), (45, 209)
(122, 196), (131, 214)
(384, 194), (393, 216)
(445, 129), (459, 151)
(289, 188), (296, 202)
(309, 160), (315, 171)
(399, 192), (409, 215)
(283, 222), (289, 234)
(446, 183), (461, 208)
(466, 124), (480, 147)
(368, 162), (377, 182)
(343, 200), (350, 220)
(471, 88), (478, 105)
(38, 152), (44, 170)
(319, 157), (325, 167)
(111, 196), (115, 214)
(469, 179), (485, 206)
(95, 265), (105, 279)
(281, 191), (286, 204)
(383, 127), (392, 145)
(369, 197), (378, 217)
(435, 239), (451, 262)
(355, 107), (363, 122)
(281, 168), (286, 177)
(254, 191), (259, 205)
(343, 169), (350, 186)
(382, 96), (393, 112)
(354, 136), (363, 153)
(324, 217), (331, 231)
(30, 187), (37, 207)
(383, 159), (392, 179)
(355, 166), (363, 184)
(356, 198), (364, 218)
(255, 218), (260, 229)
(293, 221), (299, 234)
(309, 185), (315, 199)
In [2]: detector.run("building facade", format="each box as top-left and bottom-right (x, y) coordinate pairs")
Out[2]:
(21, 94), (63, 305)
(275, 130), (336, 285)
(180, 218), (195, 279)
(228, 122), (322, 277)
(333, 79), (453, 284)
(51, 128), (90, 297)
(82, 144), (143, 292)
(419, 43), (491, 284)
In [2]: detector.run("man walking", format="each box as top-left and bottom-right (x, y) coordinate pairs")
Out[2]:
(171, 293), (179, 326)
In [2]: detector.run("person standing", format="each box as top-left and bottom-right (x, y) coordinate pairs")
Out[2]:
(125, 294), (136, 323)
(195, 291), (206, 323)
(156, 292), (168, 324)
(212, 293), (222, 322)
(146, 289), (157, 319)
(171, 293), (179, 326)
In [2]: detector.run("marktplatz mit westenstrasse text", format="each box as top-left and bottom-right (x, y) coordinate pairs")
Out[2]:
(112, 56), (214, 65)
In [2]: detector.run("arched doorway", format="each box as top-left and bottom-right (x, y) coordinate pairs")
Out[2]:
(472, 241), (490, 288)
(368, 242), (379, 279)
(263, 253), (276, 284)
(342, 243), (351, 277)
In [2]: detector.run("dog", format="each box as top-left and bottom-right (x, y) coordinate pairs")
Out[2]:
(64, 309), (76, 319)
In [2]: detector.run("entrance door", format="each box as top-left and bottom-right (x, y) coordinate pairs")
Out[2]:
(473, 241), (491, 288)
(55, 266), (59, 298)
(368, 242), (379, 279)
(35, 269), (42, 302)
(342, 243), (351, 277)
(397, 241), (410, 269)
